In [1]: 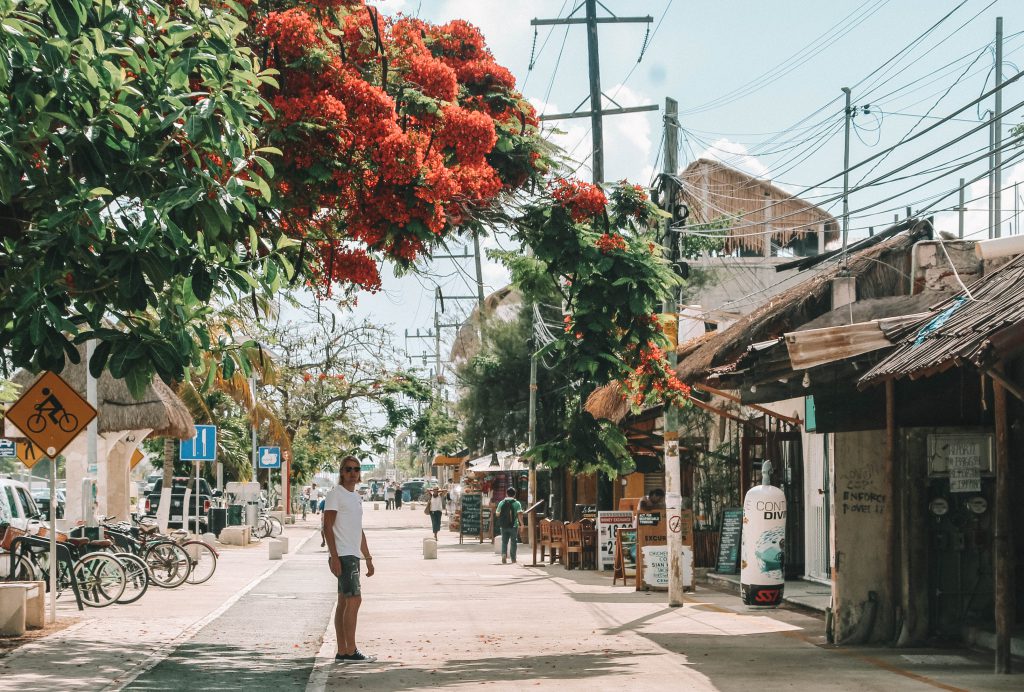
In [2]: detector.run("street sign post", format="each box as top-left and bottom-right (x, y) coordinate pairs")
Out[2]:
(5, 371), (96, 458)
(180, 425), (217, 461)
(258, 446), (281, 469)
(4, 371), (95, 627)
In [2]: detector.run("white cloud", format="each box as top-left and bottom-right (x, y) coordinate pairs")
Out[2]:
(697, 137), (772, 181)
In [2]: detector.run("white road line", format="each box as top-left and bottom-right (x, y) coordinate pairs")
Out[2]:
(305, 611), (338, 692)
(101, 531), (317, 692)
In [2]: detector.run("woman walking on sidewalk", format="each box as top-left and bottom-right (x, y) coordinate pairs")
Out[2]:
(424, 486), (444, 540)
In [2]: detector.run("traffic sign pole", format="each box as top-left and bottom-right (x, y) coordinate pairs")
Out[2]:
(48, 455), (56, 625)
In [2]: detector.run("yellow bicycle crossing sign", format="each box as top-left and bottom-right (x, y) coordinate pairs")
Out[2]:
(5, 371), (96, 458)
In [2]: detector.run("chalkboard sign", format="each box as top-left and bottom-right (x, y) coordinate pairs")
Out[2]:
(716, 507), (743, 575)
(480, 507), (493, 542)
(460, 494), (481, 541)
(613, 527), (638, 586)
(575, 504), (597, 521)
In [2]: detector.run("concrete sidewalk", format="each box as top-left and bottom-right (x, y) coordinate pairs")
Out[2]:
(0, 521), (319, 691)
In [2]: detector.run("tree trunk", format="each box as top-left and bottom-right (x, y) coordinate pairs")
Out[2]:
(163, 437), (175, 487)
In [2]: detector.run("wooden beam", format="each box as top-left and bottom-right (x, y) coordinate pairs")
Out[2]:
(695, 384), (802, 426)
(986, 365), (1024, 403)
(687, 395), (765, 431)
(992, 378), (1012, 673)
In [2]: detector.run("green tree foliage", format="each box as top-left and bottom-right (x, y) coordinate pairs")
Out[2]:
(0, 0), (295, 394)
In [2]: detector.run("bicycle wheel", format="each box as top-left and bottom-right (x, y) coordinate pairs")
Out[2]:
(32, 548), (71, 597)
(254, 516), (271, 540)
(182, 541), (218, 585)
(144, 542), (190, 588)
(74, 553), (126, 607)
(267, 515), (283, 538)
(113, 552), (149, 604)
(0, 550), (36, 581)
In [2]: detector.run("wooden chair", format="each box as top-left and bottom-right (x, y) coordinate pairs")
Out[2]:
(548, 520), (567, 565)
(539, 518), (552, 562)
(580, 519), (597, 569)
(564, 522), (584, 570)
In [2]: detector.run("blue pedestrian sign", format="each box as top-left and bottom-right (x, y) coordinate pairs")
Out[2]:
(0, 438), (14, 458)
(180, 425), (217, 461)
(258, 446), (281, 469)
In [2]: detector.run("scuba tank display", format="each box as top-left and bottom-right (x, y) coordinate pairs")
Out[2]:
(741, 460), (786, 606)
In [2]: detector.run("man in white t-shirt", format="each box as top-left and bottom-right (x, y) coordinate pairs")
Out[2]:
(323, 455), (376, 663)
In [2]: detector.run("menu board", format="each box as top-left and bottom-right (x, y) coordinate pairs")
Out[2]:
(460, 494), (481, 538)
(641, 546), (669, 588)
(480, 507), (493, 540)
(716, 507), (743, 575)
(575, 504), (597, 521)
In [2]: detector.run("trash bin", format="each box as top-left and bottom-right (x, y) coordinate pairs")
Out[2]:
(208, 508), (227, 537)
(227, 504), (244, 526)
(245, 503), (259, 528)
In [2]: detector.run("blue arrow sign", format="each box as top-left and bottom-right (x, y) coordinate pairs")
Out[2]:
(258, 446), (281, 469)
(180, 425), (217, 461)
(0, 438), (15, 458)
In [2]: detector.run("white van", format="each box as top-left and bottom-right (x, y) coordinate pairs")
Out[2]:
(0, 477), (41, 530)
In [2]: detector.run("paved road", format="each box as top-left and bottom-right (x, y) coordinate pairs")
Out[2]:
(2, 503), (1022, 691)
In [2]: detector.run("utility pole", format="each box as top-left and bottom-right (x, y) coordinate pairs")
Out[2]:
(661, 97), (685, 607)
(958, 178), (966, 239)
(532, 1), (657, 184)
(527, 321), (539, 565)
(994, 17), (1004, 239)
(989, 114), (996, 239)
(841, 87), (852, 262)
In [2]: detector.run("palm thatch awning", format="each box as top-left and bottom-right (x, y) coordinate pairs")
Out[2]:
(677, 158), (839, 254)
(675, 219), (933, 384)
(10, 345), (195, 439)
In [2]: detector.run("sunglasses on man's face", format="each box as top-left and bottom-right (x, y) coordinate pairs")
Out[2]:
(342, 466), (361, 473)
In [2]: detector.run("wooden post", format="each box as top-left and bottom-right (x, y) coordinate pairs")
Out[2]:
(993, 379), (1012, 673)
(885, 379), (899, 640)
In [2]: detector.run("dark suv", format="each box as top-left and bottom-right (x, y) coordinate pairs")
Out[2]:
(145, 477), (214, 530)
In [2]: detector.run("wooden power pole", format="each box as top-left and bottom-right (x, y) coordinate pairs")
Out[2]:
(532, 1), (657, 184)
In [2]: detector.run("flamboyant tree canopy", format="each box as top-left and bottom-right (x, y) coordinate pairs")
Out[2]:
(248, 0), (549, 293)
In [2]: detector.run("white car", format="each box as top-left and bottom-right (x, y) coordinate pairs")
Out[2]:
(0, 477), (42, 531)
(355, 483), (370, 499)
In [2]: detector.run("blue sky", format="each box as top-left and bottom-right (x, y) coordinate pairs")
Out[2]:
(334, 0), (1024, 376)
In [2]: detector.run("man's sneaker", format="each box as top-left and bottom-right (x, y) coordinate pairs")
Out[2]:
(502, 555), (507, 564)
(345, 649), (377, 663)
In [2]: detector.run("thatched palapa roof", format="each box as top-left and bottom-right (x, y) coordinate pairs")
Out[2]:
(11, 344), (195, 439)
(676, 219), (933, 384)
(678, 158), (839, 254)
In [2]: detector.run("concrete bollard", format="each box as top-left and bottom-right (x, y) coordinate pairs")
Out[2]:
(268, 539), (285, 560)
(276, 536), (289, 554)
(0, 584), (27, 637)
(373, 503), (379, 511)
(201, 532), (216, 545)
(423, 537), (437, 560)
(493, 538), (502, 554)
(219, 525), (250, 546)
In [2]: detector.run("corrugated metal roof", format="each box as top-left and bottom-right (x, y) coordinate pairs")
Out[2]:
(859, 254), (1024, 386)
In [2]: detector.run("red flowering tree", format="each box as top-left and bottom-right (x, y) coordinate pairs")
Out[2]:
(247, 0), (549, 293)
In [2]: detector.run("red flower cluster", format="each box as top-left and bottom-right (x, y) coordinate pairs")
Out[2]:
(551, 178), (607, 223)
(623, 339), (692, 410)
(596, 233), (627, 254)
(609, 180), (653, 222)
(248, 1), (547, 292)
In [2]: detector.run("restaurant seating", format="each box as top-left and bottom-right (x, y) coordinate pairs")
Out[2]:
(539, 518), (552, 562)
(580, 519), (597, 569)
(565, 522), (584, 569)
(548, 520), (567, 565)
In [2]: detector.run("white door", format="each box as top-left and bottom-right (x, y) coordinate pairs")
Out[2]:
(802, 430), (831, 583)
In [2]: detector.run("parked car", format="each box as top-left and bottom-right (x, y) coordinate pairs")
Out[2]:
(143, 473), (162, 494)
(0, 477), (41, 530)
(401, 480), (426, 502)
(355, 483), (370, 499)
(31, 489), (65, 519)
(145, 477), (214, 530)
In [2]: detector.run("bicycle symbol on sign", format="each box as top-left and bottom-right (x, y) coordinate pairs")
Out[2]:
(26, 387), (80, 434)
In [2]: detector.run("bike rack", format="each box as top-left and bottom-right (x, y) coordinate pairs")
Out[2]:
(11, 536), (83, 611)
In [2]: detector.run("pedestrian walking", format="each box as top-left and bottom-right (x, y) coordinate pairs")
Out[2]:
(423, 486), (444, 540)
(323, 455), (376, 663)
(384, 483), (394, 510)
(393, 482), (403, 510)
(495, 487), (523, 564)
(310, 483), (319, 515)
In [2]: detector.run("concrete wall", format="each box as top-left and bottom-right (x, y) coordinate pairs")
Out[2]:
(832, 429), (893, 644)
